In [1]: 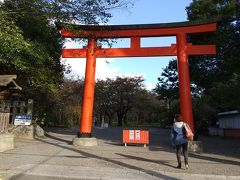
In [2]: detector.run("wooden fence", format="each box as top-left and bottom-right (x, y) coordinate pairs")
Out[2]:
(0, 99), (33, 132)
(0, 113), (10, 133)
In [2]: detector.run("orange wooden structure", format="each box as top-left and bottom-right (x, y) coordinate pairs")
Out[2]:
(123, 129), (149, 147)
(58, 19), (218, 137)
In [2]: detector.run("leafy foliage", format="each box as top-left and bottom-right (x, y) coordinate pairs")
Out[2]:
(154, 0), (240, 130)
(154, 59), (179, 107)
(94, 79), (115, 126)
(186, 0), (240, 110)
(0, 0), (132, 126)
(0, 12), (30, 71)
(208, 73), (240, 109)
(111, 76), (144, 126)
(94, 76), (163, 127)
(131, 89), (162, 125)
(58, 77), (84, 127)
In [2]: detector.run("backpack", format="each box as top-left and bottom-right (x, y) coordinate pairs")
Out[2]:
(183, 123), (194, 141)
(171, 125), (188, 145)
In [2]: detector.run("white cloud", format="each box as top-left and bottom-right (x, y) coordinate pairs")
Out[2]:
(63, 39), (86, 49)
(120, 72), (145, 78)
(145, 83), (156, 91)
(62, 58), (85, 78)
(119, 73), (156, 90)
(62, 58), (120, 80)
(62, 58), (156, 90)
(96, 58), (120, 80)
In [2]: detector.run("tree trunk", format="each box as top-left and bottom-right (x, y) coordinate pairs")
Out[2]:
(123, 114), (128, 126)
(117, 113), (123, 126)
(148, 112), (153, 124)
(106, 112), (114, 127)
(117, 118), (122, 126)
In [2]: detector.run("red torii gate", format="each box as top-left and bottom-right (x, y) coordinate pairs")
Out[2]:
(58, 19), (217, 137)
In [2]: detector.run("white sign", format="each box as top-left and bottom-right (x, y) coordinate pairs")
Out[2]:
(14, 115), (32, 125)
(129, 130), (134, 140)
(135, 130), (141, 140)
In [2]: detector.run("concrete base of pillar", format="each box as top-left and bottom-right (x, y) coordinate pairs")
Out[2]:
(188, 141), (202, 153)
(72, 137), (98, 147)
(0, 133), (14, 152)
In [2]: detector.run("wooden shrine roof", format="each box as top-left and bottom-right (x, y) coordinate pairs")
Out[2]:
(0, 75), (22, 90)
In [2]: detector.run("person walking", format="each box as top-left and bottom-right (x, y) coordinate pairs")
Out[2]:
(171, 114), (190, 169)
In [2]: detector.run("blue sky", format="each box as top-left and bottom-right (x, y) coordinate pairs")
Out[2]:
(63, 0), (192, 90)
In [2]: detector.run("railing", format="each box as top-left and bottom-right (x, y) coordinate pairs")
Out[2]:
(0, 113), (10, 133)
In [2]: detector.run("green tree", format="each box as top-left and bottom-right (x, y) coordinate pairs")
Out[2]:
(208, 73), (240, 110)
(0, 0), (132, 125)
(95, 76), (145, 126)
(186, 0), (240, 108)
(0, 11), (30, 72)
(94, 77), (163, 127)
(1, 1), (64, 124)
(94, 79), (115, 126)
(155, 0), (240, 121)
(111, 76), (144, 126)
(154, 59), (179, 110)
(131, 89), (162, 125)
(58, 77), (84, 127)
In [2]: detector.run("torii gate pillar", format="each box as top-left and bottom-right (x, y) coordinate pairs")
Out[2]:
(79, 38), (97, 136)
(72, 38), (98, 146)
(177, 33), (194, 130)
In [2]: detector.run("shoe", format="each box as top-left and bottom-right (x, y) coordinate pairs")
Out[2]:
(185, 164), (189, 169)
(176, 164), (181, 169)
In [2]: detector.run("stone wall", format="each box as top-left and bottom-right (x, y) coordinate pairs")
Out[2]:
(0, 133), (14, 152)
(11, 125), (45, 139)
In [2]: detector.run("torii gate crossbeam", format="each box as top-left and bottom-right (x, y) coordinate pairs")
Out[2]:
(58, 19), (217, 137)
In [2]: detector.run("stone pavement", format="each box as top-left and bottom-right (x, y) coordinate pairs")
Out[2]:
(0, 126), (240, 180)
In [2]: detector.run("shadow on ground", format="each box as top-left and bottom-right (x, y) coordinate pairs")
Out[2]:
(44, 127), (240, 166)
(19, 133), (179, 180)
